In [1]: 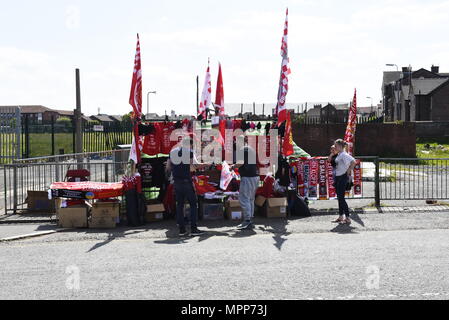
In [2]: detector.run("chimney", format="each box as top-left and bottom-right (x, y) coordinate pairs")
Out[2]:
(431, 65), (440, 74)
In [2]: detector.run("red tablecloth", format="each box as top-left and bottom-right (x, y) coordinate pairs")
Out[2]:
(50, 182), (124, 200)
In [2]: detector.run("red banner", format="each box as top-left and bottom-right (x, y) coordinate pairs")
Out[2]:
(303, 159), (310, 198)
(308, 159), (319, 200)
(326, 160), (337, 200)
(353, 159), (363, 198)
(295, 157), (362, 201)
(318, 159), (328, 200)
(297, 160), (305, 197)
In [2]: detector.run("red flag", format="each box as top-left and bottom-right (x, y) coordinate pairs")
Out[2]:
(215, 63), (225, 117)
(282, 111), (294, 157)
(276, 8), (291, 125)
(344, 89), (357, 156)
(129, 34), (143, 163)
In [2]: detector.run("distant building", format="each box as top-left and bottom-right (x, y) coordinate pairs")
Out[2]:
(90, 114), (114, 124)
(383, 65), (449, 122)
(304, 103), (351, 123)
(0, 105), (75, 122)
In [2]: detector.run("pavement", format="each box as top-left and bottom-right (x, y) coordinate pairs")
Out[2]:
(1, 210), (449, 300)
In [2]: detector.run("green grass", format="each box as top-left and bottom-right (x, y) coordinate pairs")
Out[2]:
(1, 132), (131, 160)
(417, 143), (449, 160)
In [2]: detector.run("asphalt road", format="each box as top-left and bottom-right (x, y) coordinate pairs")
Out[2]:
(1, 212), (449, 300)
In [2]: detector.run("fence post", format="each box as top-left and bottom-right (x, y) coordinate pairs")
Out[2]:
(15, 107), (21, 161)
(51, 116), (55, 156)
(13, 165), (18, 214)
(374, 157), (381, 208)
(105, 163), (109, 182)
(4, 166), (8, 215)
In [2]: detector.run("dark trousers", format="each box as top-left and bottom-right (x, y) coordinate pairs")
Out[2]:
(174, 180), (198, 228)
(335, 174), (349, 217)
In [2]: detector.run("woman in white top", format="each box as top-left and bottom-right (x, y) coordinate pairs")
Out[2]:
(333, 139), (356, 225)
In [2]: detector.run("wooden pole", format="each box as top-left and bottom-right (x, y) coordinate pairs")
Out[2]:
(75, 69), (83, 165)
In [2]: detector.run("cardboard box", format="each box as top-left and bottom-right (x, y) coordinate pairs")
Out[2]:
(145, 203), (165, 223)
(26, 191), (56, 213)
(255, 196), (267, 207)
(58, 206), (88, 228)
(147, 204), (165, 213)
(201, 202), (224, 221)
(89, 216), (117, 229)
(91, 201), (120, 219)
(145, 212), (164, 222)
(263, 198), (288, 218)
(226, 200), (243, 221)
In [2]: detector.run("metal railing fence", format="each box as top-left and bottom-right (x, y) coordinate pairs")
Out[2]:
(1, 156), (448, 215)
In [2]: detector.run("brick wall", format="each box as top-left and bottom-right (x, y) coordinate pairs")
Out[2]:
(293, 122), (416, 158)
(415, 122), (449, 139)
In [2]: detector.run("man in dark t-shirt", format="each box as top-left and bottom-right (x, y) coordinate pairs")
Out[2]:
(167, 137), (206, 237)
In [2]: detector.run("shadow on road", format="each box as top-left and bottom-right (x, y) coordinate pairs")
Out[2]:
(85, 228), (149, 253)
(330, 223), (358, 234)
(350, 213), (366, 227)
(257, 219), (291, 251)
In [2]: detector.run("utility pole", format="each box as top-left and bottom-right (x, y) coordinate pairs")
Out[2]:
(75, 69), (83, 156)
(196, 76), (199, 116)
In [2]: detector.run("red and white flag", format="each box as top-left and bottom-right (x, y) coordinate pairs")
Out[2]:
(129, 34), (143, 163)
(282, 111), (294, 157)
(276, 8), (291, 125)
(215, 63), (225, 117)
(344, 89), (357, 156)
(198, 59), (212, 119)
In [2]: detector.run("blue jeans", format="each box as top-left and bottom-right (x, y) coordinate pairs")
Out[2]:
(174, 180), (198, 228)
(335, 174), (349, 217)
(239, 177), (260, 221)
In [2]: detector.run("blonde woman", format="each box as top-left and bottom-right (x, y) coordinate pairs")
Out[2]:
(332, 139), (356, 225)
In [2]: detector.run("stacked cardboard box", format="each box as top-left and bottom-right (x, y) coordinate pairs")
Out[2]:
(225, 199), (243, 221)
(27, 191), (56, 213)
(201, 200), (224, 221)
(146, 203), (165, 223)
(56, 199), (88, 228)
(255, 196), (288, 218)
(89, 201), (120, 229)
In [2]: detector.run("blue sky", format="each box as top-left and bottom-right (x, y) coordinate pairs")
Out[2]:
(1, 0), (449, 116)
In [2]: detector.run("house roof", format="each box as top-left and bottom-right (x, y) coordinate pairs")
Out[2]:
(383, 71), (402, 85)
(109, 115), (123, 122)
(3, 105), (53, 114)
(55, 110), (74, 116)
(428, 78), (449, 95)
(412, 68), (446, 79)
(90, 115), (114, 122)
(412, 78), (448, 95)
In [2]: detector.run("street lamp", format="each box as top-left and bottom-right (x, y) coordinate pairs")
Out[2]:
(386, 64), (399, 71)
(147, 91), (157, 116)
